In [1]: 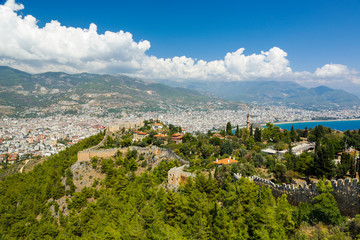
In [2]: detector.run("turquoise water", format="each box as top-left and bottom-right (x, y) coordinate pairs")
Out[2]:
(274, 119), (360, 131)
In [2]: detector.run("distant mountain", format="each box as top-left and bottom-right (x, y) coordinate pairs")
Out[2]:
(0, 66), (236, 116)
(160, 80), (360, 108)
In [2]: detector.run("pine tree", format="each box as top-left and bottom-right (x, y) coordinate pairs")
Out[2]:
(290, 126), (297, 142)
(235, 125), (240, 137)
(313, 143), (336, 178)
(165, 191), (178, 226)
(254, 128), (262, 142)
(276, 194), (295, 235)
(226, 122), (232, 136)
(304, 126), (308, 138)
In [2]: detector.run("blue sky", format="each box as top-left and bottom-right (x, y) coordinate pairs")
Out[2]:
(17, 0), (360, 71)
(1, 0), (360, 93)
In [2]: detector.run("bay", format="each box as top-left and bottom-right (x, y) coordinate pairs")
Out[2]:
(274, 119), (360, 131)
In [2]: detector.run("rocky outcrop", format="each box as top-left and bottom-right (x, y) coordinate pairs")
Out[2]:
(71, 161), (105, 192)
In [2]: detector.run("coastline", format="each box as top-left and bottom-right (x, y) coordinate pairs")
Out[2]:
(271, 118), (360, 125)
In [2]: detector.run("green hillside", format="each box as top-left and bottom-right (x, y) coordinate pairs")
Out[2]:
(0, 66), (228, 115)
(1, 124), (357, 239)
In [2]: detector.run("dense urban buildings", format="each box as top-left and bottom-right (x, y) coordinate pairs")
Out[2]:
(1, 105), (360, 160)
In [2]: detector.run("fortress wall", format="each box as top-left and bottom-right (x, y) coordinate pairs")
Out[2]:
(235, 174), (360, 217)
(108, 121), (145, 133)
(168, 165), (196, 188)
(77, 151), (90, 162)
(89, 149), (119, 159)
(77, 145), (189, 165)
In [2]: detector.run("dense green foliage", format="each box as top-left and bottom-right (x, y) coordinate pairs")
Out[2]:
(2, 121), (360, 239)
(0, 133), (104, 239)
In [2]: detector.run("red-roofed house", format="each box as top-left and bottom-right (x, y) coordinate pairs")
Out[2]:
(172, 133), (183, 144)
(152, 123), (163, 131)
(8, 153), (18, 164)
(213, 156), (238, 165)
(154, 133), (167, 139)
(133, 131), (148, 141)
(212, 133), (225, 140)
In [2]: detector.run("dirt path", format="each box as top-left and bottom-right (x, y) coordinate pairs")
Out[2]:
(19, 159), (30, 173)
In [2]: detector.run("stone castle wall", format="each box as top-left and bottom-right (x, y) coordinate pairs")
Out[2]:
(108, 121), (144, 133)
(234, 174), (360, 217)
(77, 145), (189, 165)
(168, 165), (196, 189)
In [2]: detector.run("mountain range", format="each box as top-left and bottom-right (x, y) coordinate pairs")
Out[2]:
(159, 80), (360, 109)
(0, 66), (236, 116)
(0, 66), (358, 116)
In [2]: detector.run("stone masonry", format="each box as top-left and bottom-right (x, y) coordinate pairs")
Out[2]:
(78, 145), (189, 165)
(234, 174), (360, 217)
(168, 165), (196, 189)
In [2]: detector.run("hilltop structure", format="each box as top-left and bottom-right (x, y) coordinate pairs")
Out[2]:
(108, 121), (144, 132)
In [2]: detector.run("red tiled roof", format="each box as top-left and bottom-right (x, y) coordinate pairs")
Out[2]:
(154, 133), (167, 138)
(213, 157), (238, 165)
(172, 133), (182, 137)
(135, 131), (147, 135)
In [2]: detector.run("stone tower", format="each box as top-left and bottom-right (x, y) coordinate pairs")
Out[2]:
(246, 114), (250, 131)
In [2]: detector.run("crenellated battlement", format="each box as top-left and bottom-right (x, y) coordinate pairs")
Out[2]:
(234, 174), (360, 217)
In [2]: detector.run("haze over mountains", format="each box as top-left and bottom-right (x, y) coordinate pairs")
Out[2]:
(160, 80), (360, 109)
(0, 66), (358, 116)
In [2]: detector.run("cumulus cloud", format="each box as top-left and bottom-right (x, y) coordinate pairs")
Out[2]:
(314, 64), (360, 84)
(4, 0), (23, 11)
(0, 0), (359, 89)
(0, 0), (150, 74)
(315, 64), (350, 77)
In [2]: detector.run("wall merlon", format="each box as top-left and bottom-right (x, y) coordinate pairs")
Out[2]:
(353, 178), (358, 186)
(345, 178), (351, 187)
(338, 179), (344, 188)
(331, 180), (337, 188)
(235, 173), (360, 217)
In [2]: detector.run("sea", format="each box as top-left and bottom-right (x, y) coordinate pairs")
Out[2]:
(274, 119), (360, 132)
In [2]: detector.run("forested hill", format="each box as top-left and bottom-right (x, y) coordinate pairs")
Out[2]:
(0, 123), (358, 239)
(0, 132), (295, 239)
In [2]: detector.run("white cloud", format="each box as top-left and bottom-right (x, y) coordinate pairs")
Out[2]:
(314, 64), (360, 84)
(224, 47), (292, 79)
(0, 0), (360, 90)
(315, 64), (350, 77)
(0, 1), (150, 73)
(4, 0), (23, 11)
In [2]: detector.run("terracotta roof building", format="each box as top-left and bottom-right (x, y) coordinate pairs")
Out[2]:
(154, 133), (167, 138)
(172, 133), (183, 144)
(212, 133), (225, 140)
(213, 156), (238, 165)
(152, 123), (163, 131)
(133, 131), (148, 141)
